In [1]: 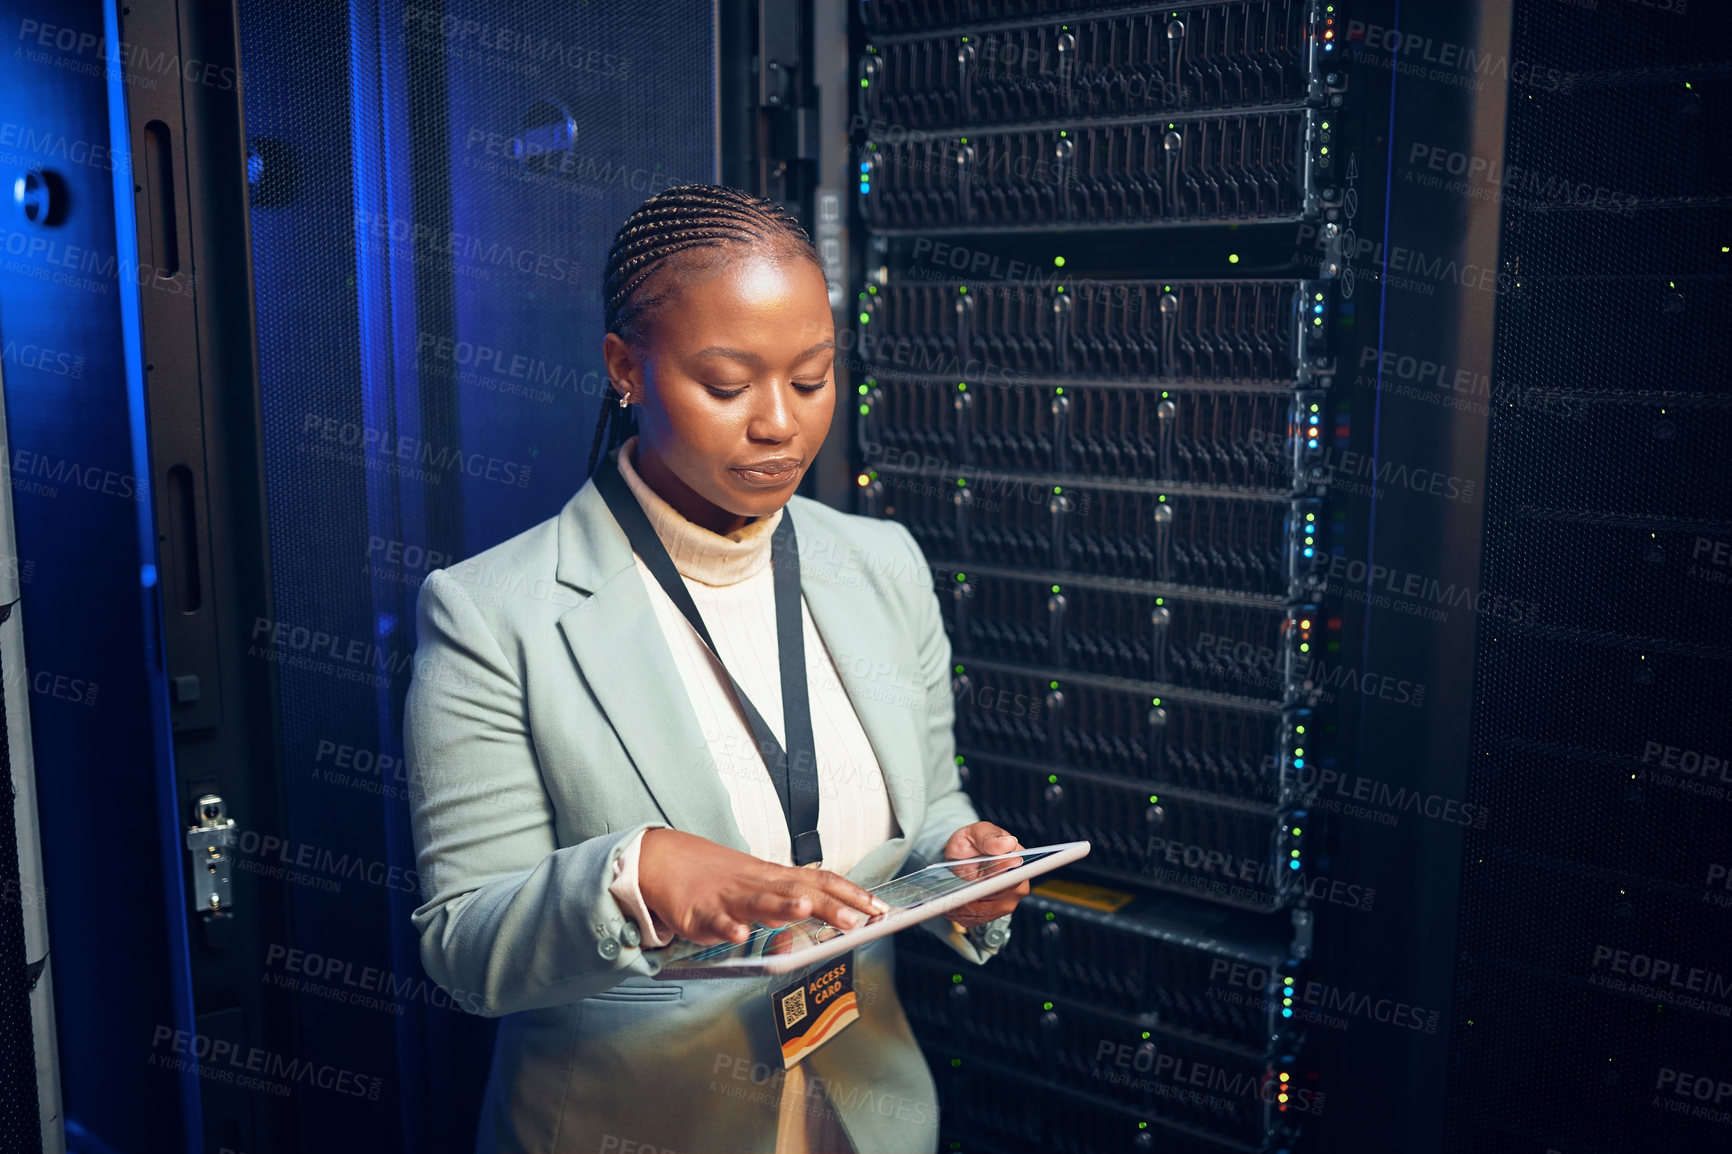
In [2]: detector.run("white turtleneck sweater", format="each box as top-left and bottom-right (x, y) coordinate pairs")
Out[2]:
(604, 438), (896, 1153)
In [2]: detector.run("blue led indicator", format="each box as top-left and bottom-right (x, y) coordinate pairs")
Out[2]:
(141, 564), (158, 587)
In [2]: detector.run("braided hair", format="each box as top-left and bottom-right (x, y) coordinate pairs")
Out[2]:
(588, 184), (825, 475)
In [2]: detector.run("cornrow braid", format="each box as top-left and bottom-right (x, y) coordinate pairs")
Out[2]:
(588, 184), (824, 475)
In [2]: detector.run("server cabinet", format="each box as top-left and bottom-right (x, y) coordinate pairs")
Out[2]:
(852, 3), (1352, 1150)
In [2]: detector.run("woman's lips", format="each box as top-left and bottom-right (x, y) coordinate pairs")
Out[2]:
(731, 458), (802, 487)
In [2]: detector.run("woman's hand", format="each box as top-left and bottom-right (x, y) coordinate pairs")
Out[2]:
(940, 822), (1030, 928)
(637, 829), (888, 946)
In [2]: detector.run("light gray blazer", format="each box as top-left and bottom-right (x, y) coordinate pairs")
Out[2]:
(403, 474), (1006, 1154)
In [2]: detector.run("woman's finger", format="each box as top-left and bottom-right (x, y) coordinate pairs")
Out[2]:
(804, 870), (889, 918)
(740, 891), (813, 926)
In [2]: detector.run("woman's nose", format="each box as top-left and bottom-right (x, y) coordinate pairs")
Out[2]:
(746, 381), (799, 442)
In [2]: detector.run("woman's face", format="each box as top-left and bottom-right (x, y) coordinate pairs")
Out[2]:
(605, 250), (836, 535)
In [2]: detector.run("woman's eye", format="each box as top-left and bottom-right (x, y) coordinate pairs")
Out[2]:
(704, 384), (749, 398)
(793, 379), (829, 393)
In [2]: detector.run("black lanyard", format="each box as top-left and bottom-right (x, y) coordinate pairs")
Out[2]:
(592, 451), (823, 867)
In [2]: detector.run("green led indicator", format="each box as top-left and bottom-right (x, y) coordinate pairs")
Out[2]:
(859, 312), (870, 324)
(1151, 697), (1162, 706)
(858, 403), (869, 416)
(1042, 1001), (1053, 1011)
(1292, 827), (1302, 836)
(1051, 584), (1061, 593)
(1047, 774), (1058, 784)
(857, 384), (868, 395)
(955, 572), (967, 581)
(957, 478), (967, 487)
(1228, 253), (1240, 264)
(955, 664), (964, 674)
(1054, 255), (1066, 267)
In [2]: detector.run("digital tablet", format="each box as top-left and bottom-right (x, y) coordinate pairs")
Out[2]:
(651, 840), (1091, 979)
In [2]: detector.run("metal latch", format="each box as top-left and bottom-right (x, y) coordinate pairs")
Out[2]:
(185, 794), (236, 916)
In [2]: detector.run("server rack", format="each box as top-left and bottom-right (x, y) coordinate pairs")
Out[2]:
(849, 3), (1351, 1150)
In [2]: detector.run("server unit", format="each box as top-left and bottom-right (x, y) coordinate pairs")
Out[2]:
(849, 3), (1353, 1150)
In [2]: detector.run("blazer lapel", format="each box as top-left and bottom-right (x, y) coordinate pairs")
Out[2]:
(796, 520), (926, 854)
(554, 482), (750, 853)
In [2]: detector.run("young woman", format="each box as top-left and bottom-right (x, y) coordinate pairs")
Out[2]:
(404, 184), (1027, 1154)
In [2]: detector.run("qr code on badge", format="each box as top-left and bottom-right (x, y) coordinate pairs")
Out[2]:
(781, 986), (808, 1029)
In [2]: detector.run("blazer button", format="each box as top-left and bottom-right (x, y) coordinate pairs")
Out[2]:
(597, 935), (621, 961)
(620, 921), (642, 948)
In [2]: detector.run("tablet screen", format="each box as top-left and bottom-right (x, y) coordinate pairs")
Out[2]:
(660, 844), (1066, 971)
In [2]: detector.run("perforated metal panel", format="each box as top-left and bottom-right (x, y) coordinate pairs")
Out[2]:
(1446, 3), (1732, 1152)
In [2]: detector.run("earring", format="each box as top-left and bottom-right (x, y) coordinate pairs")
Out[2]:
(618, 393), (629, 409)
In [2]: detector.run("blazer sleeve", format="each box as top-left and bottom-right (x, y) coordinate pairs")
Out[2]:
(404, 567), (671, 1017)
(884, 519), (1013, 966)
